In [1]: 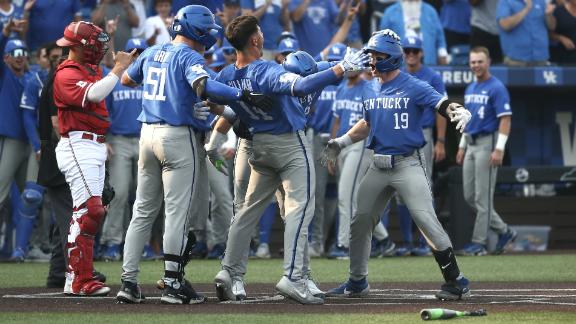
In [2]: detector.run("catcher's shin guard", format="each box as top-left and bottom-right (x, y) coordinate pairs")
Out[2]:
(67, 197), (109, 296)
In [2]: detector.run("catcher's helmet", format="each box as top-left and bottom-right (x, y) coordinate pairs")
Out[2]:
(170, 5), (221, 48)
(364, 29), (403, 72)
(283, 50), (318, 77)
(56, 21), (110, 65)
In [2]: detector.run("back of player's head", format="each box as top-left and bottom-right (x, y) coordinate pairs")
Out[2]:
(170, 5), (221, 48)
(326, 43), (346, 61)
(277, 37), (299, 55)
(283, 51), (318, 77)
(364, 29), (403, 72)
(226, 15), (259, 51)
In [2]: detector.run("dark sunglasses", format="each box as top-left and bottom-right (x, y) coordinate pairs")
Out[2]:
(403, 48), (421, 55)
(10, 48), (28, 58)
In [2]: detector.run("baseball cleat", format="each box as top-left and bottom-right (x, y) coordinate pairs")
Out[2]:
(494, 228), (517, 255)
(214, 269), (236, 301)
(326, 278), (370, 297)
(435, 276), (471, 301)
(232, 278), (247, 301)
(160, 280), (206, 305)
(305, 273), (325, 299)
(275, 276), (324, 305)
(116, 280), (145, 304)
(459, 243), (488, 256)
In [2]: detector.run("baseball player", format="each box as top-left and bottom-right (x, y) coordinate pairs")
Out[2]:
(323, 29), (473, 301)
(53, 20), (135, 296)
(456, 46), (516, 256)
(327, 52), (373, 260)
(98, 38), (147, 262)
(116, 5), (273, 305)
(211, 15), (367, 305)
(378, 34), (449, 256)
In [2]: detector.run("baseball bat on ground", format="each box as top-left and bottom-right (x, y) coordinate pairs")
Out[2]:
(420, 308), (487, 320)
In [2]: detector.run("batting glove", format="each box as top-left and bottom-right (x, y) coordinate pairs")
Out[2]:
(241, 90), (275, 111)
(193, 101), (211, 120)
(320, 135), (353, 167)
(447, 103), (472, 133)
(207, 149), (229, 176)
(338, 47), (370, 75)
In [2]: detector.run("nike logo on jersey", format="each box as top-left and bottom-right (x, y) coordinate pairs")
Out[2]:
(395, 91), (405, 96)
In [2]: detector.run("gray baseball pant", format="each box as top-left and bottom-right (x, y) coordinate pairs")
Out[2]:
(462, 132), (508, 245)
(121, 124), (199, 283)
(349, 151), (452, 280)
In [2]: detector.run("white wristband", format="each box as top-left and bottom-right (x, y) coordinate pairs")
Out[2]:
(335, 134), (353, 148)
(495, 133), (508, 151)
(458, 135), (467, 149)
(205, 130), (227, 152)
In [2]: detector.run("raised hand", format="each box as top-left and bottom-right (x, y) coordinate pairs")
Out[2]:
(447, 103), (471, 133)
(114, 48), (137, 70)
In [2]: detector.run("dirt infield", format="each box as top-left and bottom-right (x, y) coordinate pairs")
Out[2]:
(1, 282), (575, 314)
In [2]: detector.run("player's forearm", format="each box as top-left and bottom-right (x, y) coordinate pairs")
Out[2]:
(346, 119), (370, 143)
(436, 112), (447, 140)
(86, 73), (120, 103)
(51, 116), (61, 139)
(22, 109), (41, 152)
(121, 72), (139, 87)
(203, 79), (243, 104)
(498, 115), (511, 136)
(215, 116), (233, 134)
(292, 68), (341, 97)
(252, 4), (269, 19)
(290, 0), (310, 22)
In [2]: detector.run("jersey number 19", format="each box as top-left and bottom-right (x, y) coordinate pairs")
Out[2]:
(393, 112), (409, 129)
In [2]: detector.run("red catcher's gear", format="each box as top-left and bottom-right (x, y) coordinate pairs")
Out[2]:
(56, 21), (110, 65)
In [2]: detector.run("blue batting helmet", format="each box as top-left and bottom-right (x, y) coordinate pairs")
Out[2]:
(283, 51), (318, 77)
(364, 29), (403, 72)
(170, 5), (221, 48)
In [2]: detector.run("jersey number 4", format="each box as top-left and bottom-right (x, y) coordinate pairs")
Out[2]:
(143, 67), (167, 101)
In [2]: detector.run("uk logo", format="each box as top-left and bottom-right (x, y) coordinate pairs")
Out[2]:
(543, 70), (558, 84)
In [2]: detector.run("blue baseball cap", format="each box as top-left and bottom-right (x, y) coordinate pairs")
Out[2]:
(401, 35), (423, 50)
(125, 38), (147, 52)
(277, 37), (299, 54)
(205, 44), (218, 56)
(209, 48), (227, 68)
(326, 43), (346, 61)
(4, 39), (27, 56)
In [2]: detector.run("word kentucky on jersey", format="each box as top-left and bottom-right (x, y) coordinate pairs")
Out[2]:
(464, 93), (489, 105)
(363, 97), (411, 110)
(112, 88), (143, 101)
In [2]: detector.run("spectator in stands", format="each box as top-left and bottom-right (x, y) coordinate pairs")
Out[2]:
(549, 0), (576, 64)
(470, 0), (502, 64)
(240, 0), (291, 60)
(171, 0), (223, 14)
(129, 0), (147, 38)
(0, 0), (24, 39)
(92, 0), (140, 52)
(379, 0), (448, 65)
(289, 0), (340, 56)
(497, 0), (555, 66)
(144, 0), (172, 46)
(23, 0), (81, 52)
(338, 0), (366, 48)
(440, 0), (471, 49)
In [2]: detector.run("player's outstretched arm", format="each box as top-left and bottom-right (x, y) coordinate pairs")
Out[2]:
(194, 77), (274, 111)
(320, 119), (369, 167)
(436, 99), (472, 133)
(291, 47), (369, 97)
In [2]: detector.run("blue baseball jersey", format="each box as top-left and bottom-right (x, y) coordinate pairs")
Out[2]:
(0, 35), (28, 140)
(20, 69), (47, 151)
(103, 67), (143, 136)
(308, 84), (338, 133)
(216, 59), (306, 134)
(363, 72), (444, 155)
(405, 65), (446, 129)
(127, 43), (209, 127)
(333, 78), (372, 137)
(26, 0), (81, 51)
(464, 76), (512, 135)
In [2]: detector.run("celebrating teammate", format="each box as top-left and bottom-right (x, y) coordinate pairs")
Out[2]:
(456, 46), (517, 256)
(53, 21), (135, 296)
(116, 5), (272, 305)
(211, 15), (367, 305)
(322, 29), (473, 301)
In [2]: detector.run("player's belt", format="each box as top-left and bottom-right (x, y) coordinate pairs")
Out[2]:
(466, 133), (493, 145)
(62, 132), (106, 143)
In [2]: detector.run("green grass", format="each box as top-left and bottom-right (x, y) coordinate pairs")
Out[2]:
(1, 254), (575, 288)
(1, 312), (576, 324)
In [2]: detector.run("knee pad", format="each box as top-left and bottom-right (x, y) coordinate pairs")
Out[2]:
(78, 197), (106, 236)
(20, 182), (45, 217)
